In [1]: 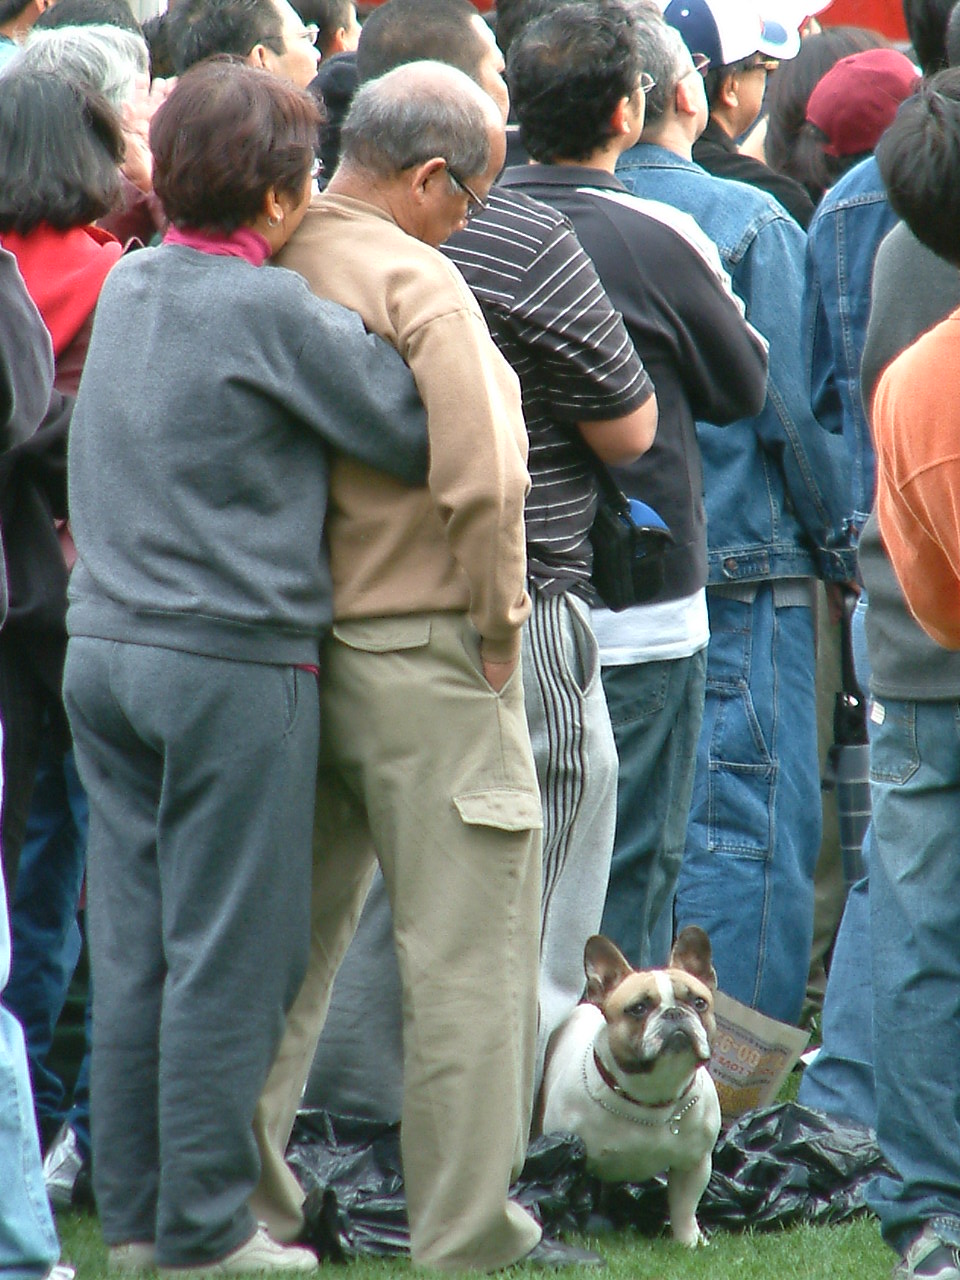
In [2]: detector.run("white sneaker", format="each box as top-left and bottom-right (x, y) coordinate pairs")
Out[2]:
(43, 1125), (85, 1211)
(108, 1243), (157, 1273)
(894, 1224), (960, 1280)
(44, 1266), (76, 1280)
(158, 1228), (317, 1277)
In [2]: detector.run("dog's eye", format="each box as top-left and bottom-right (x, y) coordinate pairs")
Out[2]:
(690, 996), (709, 1013)
(625, 999), (651, 1019)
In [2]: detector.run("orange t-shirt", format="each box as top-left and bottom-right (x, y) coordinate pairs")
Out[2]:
(874, 305), (960, 649)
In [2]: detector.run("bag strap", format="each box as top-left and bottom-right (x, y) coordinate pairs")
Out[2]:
(573, 435), (631, 513)
(839, 591), (864, 699)
(834, 590), (868, 746)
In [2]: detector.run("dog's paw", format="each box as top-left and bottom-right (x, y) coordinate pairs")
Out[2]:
(672, 1222), (709, 1248)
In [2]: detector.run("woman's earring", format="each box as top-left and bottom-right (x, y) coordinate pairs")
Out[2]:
(267, 213), (282, 227)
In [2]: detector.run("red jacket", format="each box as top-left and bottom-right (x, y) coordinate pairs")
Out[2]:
(0, 222), (122, 392)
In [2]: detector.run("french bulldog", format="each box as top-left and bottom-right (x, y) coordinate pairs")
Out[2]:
(540, 927), (721, 1246)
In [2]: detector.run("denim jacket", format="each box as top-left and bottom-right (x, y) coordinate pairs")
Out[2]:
(802, 156), (899, 530)
(617, 142), (856, 583)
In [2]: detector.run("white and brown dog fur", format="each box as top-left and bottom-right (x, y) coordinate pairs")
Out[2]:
(540, 927), (721, 1246)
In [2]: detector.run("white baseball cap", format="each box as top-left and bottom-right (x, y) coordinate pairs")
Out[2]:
(662, 0), (802, 70)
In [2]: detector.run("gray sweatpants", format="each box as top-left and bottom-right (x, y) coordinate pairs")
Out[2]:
(63, 637), (319, 1267)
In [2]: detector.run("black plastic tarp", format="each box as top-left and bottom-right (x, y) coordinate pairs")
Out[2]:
(287, 1102), (890, 1259)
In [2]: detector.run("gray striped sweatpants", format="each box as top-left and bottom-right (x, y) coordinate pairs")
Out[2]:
(524, 586), (618, 1086)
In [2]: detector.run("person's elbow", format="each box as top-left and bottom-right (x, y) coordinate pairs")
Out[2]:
(705, 337), (769, 426)
(718, 364), (767, 425)
(578, 393), (658, 465)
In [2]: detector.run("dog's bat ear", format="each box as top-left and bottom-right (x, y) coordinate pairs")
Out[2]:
(583, 934), (633, 1004)
(669, 926), (718, 991)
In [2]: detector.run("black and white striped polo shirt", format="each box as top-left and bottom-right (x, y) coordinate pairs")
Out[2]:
(444, 186), (653, 598)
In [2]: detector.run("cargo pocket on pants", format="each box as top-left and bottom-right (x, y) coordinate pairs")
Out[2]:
(453, 789), (543, 832)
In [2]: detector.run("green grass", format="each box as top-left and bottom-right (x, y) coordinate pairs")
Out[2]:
(55, 1061), (887, 1280)
(57, 1210), (892, 1280)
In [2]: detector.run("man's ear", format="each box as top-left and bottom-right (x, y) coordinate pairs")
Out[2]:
(609, 94), (633, 137)
(247, 42), (271, 70)
(328, 25), (348, 54)
(675, 71), (698, 118)
(409, 156), (448, 204)
(717, 69), (739, 110)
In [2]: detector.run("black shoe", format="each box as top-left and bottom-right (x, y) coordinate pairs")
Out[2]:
(516, 1237), (604, 1268)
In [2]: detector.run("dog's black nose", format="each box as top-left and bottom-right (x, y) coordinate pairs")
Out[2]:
(662, 1006), (685, 1021)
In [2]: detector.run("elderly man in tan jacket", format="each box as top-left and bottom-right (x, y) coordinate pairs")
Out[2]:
(251, 62), (553, 1272)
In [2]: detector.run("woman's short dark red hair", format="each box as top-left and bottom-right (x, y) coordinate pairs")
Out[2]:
(150, 57), (322, 232)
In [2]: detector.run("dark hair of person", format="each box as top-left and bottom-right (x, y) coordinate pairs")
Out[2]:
(291, 0), (350, 51)
(0, 0), (31, 26)
(904, 0), (955, 73)
(150, 58), (320, 232)
(166, 0), (284, 73)
(142, 10), (175, 78)
(494, 0), (565, 63)
(0, 70), (123, 235)
(357, 0), (483, 81)
(33, 0), (141, 34)
(764, 25), (891, 198)
(508, 1), (642, 162)
(310, 50), (351, 183)
(876, 68), (960, 267)
(787, 122), (856, 204)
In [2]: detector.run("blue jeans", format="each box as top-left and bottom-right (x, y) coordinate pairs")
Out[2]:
(67, 1005), (91, 1161)
(676, 586), (819, 1024)
(0, 640), (59, 899)
(0, 729), (61, 1277)
(866, 697), (960, 1253)
(796, 837), (874, 1126)
(600, 648), (707, 968)
(798, 594), (876, 1128)
(6, 737), (88, 1153)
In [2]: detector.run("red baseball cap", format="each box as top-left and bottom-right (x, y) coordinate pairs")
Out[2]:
(805, 47), (919, 157)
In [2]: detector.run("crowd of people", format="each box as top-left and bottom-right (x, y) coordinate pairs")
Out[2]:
(1, 0), (960, 1276)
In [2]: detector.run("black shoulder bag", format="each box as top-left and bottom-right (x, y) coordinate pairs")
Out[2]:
(585, 454), (674, 612)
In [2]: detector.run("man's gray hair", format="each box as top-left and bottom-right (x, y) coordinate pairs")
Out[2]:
(631, 7), (690, 128)
(340, 60), (491, 181)
(21, 23), (148, 107)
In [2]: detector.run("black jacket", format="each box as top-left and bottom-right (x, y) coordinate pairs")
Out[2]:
(0, 248), (73, 696)
(693, 118), (814, 229)
(500, 164), (768, 604)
